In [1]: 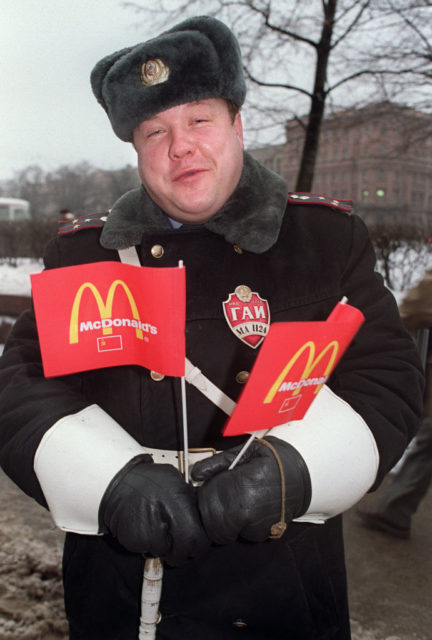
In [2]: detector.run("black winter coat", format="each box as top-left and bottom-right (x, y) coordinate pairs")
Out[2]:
(0, 156), (423, 639)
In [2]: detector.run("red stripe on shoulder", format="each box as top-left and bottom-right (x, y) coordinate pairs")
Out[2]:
(58, 212), (108, 235)
(287, 192), (353, 214)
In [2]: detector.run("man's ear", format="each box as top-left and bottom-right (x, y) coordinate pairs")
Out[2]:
(233, 112), (244, 148)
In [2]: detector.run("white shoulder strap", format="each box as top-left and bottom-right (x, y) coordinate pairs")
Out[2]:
(118, 246), (141, 266)
(184, 359), (236, 416)
(117, 246), (236, 416)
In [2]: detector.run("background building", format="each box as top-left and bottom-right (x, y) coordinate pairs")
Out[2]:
(249, 102), (432, 228)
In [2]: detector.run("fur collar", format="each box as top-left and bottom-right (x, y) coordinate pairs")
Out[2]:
(100, 152), (288, 254)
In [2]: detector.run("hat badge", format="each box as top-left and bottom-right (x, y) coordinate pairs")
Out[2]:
(140, 59), (170, 86)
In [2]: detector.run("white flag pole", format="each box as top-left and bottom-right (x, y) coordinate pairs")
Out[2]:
(180, 374), (190, 482)
(139, 558), (163, 638)
(228, 429), (270, 470)
(139, 260), (187, 640)
(178, 260), (190, 484)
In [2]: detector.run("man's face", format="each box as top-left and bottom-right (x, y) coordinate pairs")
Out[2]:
(133, 98), (244, 223)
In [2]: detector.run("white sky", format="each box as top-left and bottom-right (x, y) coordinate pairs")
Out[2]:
(0, 0), (159, 181)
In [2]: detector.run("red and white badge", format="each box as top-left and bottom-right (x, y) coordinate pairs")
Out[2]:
(222, 285), (270, 348)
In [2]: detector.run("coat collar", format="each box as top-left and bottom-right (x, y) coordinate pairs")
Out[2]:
(100, 152), (288, 254)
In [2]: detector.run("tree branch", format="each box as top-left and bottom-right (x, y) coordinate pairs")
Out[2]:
(331, 0), (372, 49)
(239, 0), (319, 48)
(244, 66), (313, 98)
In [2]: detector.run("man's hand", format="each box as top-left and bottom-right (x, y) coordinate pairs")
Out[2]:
(99, 456), (210, 565)
(192, 436), (311, 544)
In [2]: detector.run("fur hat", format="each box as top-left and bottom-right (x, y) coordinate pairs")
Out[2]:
(90, 16), (246, 142)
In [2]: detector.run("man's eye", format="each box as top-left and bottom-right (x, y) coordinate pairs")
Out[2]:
(147, 129), (163, 138)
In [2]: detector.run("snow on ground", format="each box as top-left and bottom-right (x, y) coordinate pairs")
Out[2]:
(0, 259), (42, 296)
(0, 259), (43, 354)
(0, 252), (430, 298)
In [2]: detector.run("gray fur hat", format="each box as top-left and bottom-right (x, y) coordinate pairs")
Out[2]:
(90, 16), (246, 142)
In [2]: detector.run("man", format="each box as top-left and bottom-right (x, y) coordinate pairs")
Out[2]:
(59, 208), (74, 221)
(0, 16), (424, 640)
(357, 272), (432, 539)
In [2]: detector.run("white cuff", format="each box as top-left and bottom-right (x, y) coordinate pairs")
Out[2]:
(267, 385), (379, 523)
(34, 405), (147, 534)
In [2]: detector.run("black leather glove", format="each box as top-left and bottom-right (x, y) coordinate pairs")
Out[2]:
(191, 436), (311, 544)
(99, 455), (210, 565)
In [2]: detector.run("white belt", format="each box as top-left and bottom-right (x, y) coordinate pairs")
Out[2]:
(141, 446), (217, 474)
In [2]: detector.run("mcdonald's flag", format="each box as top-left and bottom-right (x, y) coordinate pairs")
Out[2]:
(31, 261), (185, 378)
(223, 301), (364, 436)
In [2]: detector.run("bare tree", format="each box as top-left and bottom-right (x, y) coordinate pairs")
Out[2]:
(353, 1), (432, 107)
(100, 165), (140, 205)
(370, 222), (432, 291)
(13, 165), (46, 219)
(45, 163), (101, 217)
(7, 163), (140, 220)
(124, 0), (432, 190)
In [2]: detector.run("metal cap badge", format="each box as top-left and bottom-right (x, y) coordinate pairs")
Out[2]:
(140, 59), (170, 86)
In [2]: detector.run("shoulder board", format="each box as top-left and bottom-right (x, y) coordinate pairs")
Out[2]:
(287, 192), (353, 214)
(58, 211), (108, 235)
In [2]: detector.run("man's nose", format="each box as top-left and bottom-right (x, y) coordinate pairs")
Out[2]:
(169, 128), (194, 159)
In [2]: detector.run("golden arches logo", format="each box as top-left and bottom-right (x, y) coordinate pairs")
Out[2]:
(263, 340), (339, 404)
(69, 280), (143, 344)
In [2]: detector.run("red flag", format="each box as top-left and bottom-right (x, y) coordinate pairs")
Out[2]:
(223, 301), (364, 436)
(31, 262), (185, 378)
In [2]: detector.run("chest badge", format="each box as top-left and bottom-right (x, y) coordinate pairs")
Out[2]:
(223, 285), (270, 349)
